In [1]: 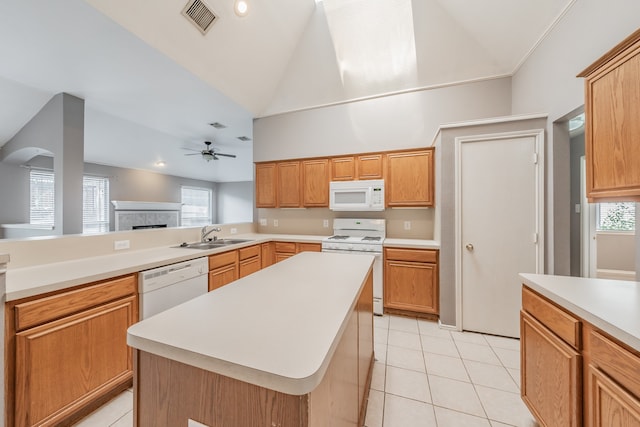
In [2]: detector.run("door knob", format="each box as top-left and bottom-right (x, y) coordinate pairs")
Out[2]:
(465, 243), (474, 251)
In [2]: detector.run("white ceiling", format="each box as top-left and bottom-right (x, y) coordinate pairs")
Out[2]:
(0, 0), (574, 182)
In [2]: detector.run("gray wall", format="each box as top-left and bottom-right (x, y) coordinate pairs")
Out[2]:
(436, 117), (548, 327)
(511, 0), (640, 275)
(254, 77), (512, 162)
(216, 181), (253, 224)
(0, 162), (29, 226)
(569, 131), (585, 276)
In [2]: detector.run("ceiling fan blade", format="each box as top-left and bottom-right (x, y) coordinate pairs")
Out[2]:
(184, 153), (202, 156)
(182, 147), (202, 152)
(215, 153), (236, 158)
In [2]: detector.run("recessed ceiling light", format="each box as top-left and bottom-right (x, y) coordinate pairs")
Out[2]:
(234, 0), (248, 17)
(155, 161), (166, 167)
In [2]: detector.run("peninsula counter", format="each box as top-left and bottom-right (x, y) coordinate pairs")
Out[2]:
(128, 251), (375, 427)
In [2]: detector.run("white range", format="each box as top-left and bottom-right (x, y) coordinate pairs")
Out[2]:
(321, 218), (385, 315)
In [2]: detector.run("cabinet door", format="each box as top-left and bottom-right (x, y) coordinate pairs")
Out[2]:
(520, 311), (582, 427)
(581, 31), (640, 201)
(15, 297), (136, 427)
(209, 264), (238, 291)
(589, 365), (640, 427)
(261, 242), (275, 268)
(239, 257), (261, 278)
(384, 260), (438, 314)
(331, 157), (356, 181)
(357, 154), (383, 180)
(255, 163), (277, 208)
(277, 161), (301, 207)
(297, 242), (322, 253)
(302, 159), (329, 207)
(386, 149), (434, 207)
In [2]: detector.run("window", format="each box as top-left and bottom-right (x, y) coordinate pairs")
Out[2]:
(597, 202), (635, 232)
(30, 170), (55, 225)
(181, 186), (212, 226)
(29, 170), (110, 233)
(83, 175), (110, 233)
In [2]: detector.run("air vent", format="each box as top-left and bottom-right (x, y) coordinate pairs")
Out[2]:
(237, 136), (252, 142)
(209, 122), (227, 129)
(182, 0), (218, 35)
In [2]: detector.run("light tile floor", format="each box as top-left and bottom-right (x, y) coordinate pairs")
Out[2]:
(73, 315), (538, 427)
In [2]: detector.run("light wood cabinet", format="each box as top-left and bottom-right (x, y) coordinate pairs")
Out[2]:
(302, 158), (330, 207)
(520, 310), (582, 427)
(297, 242), (322, 253)
(331, 156), (357, 181)
(239, 244), (261, 278)
(255, 163), (277, 208)
(261, 242), (275, 268)
(274, 241), (322, 263)
(578, 29), (640, 202)
(277, 161), (301, 207)
(386, 149), (434, 207)
(521, 286), (640, 427)
(357, 154), (384, 179)
(7, 275), (138, 427)
(209, 250), (238, 291)
(383, 247), (439, 316)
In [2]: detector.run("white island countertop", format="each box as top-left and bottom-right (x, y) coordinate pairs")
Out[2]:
(127, 252), (374, 396)
(520, 273), (640, 351)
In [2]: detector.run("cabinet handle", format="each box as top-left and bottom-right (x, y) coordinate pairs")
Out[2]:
(465, 243), (474, 251)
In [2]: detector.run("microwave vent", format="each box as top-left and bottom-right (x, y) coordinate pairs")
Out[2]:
(182, 0), (218, 35)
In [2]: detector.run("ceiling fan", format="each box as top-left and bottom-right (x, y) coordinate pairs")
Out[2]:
(184, 141), (236, 162)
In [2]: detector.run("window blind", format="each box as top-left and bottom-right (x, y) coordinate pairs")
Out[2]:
(83, 175), (110, 233)
(181, 186), (212, 226)
(29, 170), (55, 225)
(597, 202), (635, 232)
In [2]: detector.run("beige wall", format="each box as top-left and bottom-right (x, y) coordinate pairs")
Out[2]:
(596, 232), (636, 272)
(257, 208), (434, 239)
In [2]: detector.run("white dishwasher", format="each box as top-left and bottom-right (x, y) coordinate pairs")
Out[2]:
(139, 257), (208, 319)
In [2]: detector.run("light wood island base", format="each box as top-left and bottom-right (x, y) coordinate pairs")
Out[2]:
(129, 253), (375, 427)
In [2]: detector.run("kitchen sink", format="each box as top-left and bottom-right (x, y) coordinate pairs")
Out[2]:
(176, 239), (253, 249)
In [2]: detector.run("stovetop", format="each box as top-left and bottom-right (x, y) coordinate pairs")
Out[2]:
(325, 235), (383, 243)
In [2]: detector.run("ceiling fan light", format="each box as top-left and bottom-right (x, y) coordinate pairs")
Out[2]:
(202, 152), (215, 162)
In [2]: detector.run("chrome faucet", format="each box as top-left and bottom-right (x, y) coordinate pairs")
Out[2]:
(201, 225), (221, 242)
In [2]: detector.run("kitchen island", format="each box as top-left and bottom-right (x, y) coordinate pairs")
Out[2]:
(127, 251), (375, 427)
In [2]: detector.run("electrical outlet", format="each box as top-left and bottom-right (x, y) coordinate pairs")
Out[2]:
(323, 219), (329, 228)
(259, 218), (267, 226)
(114, 240), (130, 250)
(273, 219), (279, 227)
(403, 221), (411, 231)
(230, 227), (237, 234)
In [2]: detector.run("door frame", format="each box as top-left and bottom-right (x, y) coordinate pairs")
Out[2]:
(454, 129), (545, 331)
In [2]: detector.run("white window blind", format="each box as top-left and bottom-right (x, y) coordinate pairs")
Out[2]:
(29, 170), (111, 232)
(597, 202), (635, 232)
(29, 170), (55, 225)
(181, 186), (212, 226)
(83, 175), (110, 233)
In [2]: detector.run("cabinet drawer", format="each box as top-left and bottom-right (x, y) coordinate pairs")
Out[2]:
(590, 330), (640, 397)
(14, 274), (137, 331)
(275, 242), (297, 253)
(297, 242), (321, 253)
(522, 287), (581, 349)
(384, 248), (437, 263)
(209, 250), (238, 270)
(239, 244), (260, 261)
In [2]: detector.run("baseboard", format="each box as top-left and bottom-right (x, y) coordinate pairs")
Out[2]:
(596, 268), (636, 281)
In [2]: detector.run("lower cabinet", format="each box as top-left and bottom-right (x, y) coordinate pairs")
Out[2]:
(209, 250), (239, 291)
(261, 242), (275, 268)
(383, 247), (439, 316)
(7, 274), (138, 427)
(521, 286), (640, 427)
(239, 245), (261, 278)
(274, 241), (322, 263)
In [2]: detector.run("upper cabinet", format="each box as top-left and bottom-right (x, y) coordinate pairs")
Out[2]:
(578, 29), (640, 202)
(386, 149), (434, 207)
(330, 154), (384, 181)
(302, 159), (330, 207)
(331, 156), (357, 181)
(255, 163), (277, 208)
(357, 154), (384, 180)
(277, 161), (302, 207)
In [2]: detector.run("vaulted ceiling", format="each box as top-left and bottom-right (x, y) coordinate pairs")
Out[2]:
(0, 0), (574, 182)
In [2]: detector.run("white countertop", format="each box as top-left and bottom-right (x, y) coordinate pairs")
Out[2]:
(520, 273), (640, 351)
(4, 233), (434, 301)
(0, 253), (8, 265)
(127, 252), (374, 395)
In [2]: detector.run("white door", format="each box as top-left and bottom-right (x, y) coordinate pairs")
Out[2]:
(457, 130), (544, 338)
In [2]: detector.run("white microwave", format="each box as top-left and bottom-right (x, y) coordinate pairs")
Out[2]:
(329, 179), (385, 211)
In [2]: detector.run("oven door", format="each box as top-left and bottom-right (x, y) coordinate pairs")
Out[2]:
(321, 248), (383, 315)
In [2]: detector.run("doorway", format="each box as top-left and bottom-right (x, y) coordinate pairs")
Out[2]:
(455, 130), (544, 338)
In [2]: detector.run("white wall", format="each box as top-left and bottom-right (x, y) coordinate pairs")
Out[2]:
(216, 181), (254, 224)
(254, 77), (512, 162)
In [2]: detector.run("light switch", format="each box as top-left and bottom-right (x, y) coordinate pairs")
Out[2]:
(323, 219), (329, 228)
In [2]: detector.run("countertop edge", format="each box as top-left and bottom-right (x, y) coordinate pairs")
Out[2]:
(519, 273), (640, 352)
